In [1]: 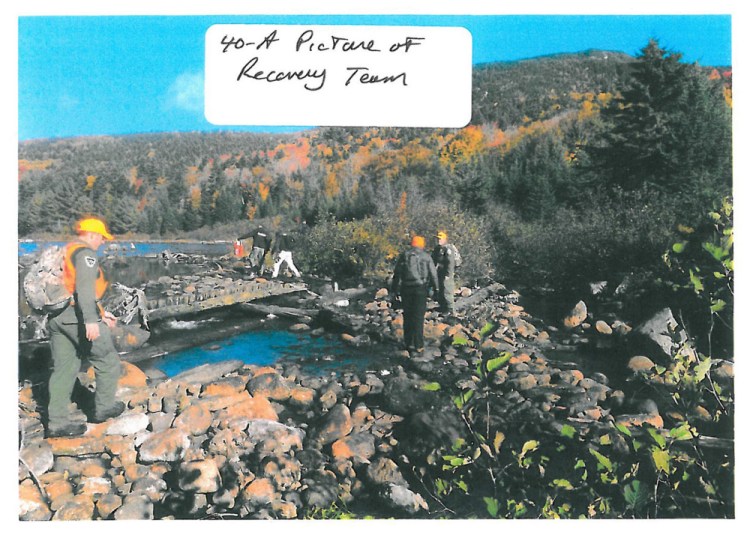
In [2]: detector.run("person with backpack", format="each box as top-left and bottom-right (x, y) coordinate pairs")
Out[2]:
(45, 217), (124, 437)
(391, 235), (439, 354)
(238, 224), (272, 276)
(432, 230), (461, 314)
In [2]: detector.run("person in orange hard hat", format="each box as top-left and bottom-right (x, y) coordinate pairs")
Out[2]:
(46, 217), (124, 437)
(391, 235), (439, 354)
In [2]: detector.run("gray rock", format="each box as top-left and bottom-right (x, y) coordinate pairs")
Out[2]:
(630, 308), (687, 362)
(171, 360), (244, 385)
(380, 375), (437, 414)
(114, 494), (154, 520)
(301, 469), (339, 509)
(178, 459), (221, 493)
(148, 411), (176, 432)
(106, 412), (150, 435)
(366, 457), (407, 486)
(19, 440), (54, 476)
(380, 484), (429, 515)
(245, 420), (305, 455)
(315, 404), (352, 445)
(563, 300), (588, 329)
(138, 428), (191, 463)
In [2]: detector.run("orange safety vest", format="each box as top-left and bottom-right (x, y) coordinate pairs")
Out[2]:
(62, 242), (109, 300)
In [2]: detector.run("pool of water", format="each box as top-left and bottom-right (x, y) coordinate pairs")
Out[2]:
(145, 327), (388, 378)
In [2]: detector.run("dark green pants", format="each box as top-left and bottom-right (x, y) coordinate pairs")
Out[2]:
(47, 307), (121, 426)
(401, 285), (428, 350)
(437, 274), (455, 312)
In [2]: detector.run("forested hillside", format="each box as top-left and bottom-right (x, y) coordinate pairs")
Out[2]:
(19, 41), (732, 301)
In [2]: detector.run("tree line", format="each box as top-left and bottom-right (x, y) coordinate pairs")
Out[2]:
(19, 40), (732, 300)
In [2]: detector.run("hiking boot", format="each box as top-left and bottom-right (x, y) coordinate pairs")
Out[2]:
(47, 421), (87, 438)
(91, 401), (126, 423)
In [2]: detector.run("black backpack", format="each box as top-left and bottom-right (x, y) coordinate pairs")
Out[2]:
(401, 249), (427, 286)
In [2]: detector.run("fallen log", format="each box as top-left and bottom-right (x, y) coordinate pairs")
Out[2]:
(453, 282), (507, 311)
(239, 302), (317, 322)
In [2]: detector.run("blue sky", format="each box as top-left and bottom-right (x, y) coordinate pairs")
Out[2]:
(18, 14), (732, 140)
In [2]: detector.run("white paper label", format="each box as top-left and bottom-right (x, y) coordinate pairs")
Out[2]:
(205, 25), (472, 127)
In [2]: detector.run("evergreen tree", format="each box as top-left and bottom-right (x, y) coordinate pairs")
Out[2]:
(594, 39), (731, 194)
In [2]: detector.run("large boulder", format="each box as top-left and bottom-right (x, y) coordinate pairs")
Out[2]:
(629, 308), (687, 363)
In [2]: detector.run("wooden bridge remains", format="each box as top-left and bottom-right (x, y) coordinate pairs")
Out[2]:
(142, 275), (307, 321)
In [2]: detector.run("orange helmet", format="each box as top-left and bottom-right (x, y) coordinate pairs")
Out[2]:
(411, 235), (425, 248)
(76, 217), (113, 240)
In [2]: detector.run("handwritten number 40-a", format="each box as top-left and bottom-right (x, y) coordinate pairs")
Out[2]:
(221, 31), (280, 53)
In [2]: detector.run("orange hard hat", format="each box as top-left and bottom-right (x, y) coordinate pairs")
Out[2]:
(76, 217), (113, 240)
(411, 235), (425, 248)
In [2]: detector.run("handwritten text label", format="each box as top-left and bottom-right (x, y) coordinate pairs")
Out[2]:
(205, 25), (472, 127)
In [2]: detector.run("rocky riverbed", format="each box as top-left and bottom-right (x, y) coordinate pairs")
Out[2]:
(18, 280), (734, 520)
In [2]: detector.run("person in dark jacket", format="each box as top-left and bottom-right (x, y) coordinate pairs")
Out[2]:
(391, 235), (439, 353)
(271, 231), (301, 278)
(432, 230), (456, 313)
(239, 225), (272, 275)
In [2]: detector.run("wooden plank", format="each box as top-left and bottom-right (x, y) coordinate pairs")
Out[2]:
(239, 302), (317, 322)
(145, 281), (306, 321)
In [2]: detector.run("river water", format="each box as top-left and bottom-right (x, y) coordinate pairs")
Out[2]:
(19, 240), (390, 378)
(19, 241), (627, 385)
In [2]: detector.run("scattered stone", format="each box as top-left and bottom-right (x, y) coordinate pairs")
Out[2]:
(19, 479), (52, 521)
(380, 484), (429, 514)
(114, 494), (154, 520)
(595, 321), (613, 335)
(366, 457), (407, 487)
(171, 360), (244, 385)
(628, 356), (656, 373)
(52, 494), (95, 520)
(174, 403), (213, 436)
(301, 469), (339, 509)
(247, 372), (292, 401)
(106, 413), (150, 435)
(375, 288), (389, 299)
(138, 428), (191, 463)
(315, 404), (353, 445)
(563, 301), (588, 329)
(20, 441), (54, 477)
(242, 477), (276, 506)
(631, 308), (687, 361)
(177, 459), (222, 493)
(331, 432), (376, 464)
(95, 493), (122, 519)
